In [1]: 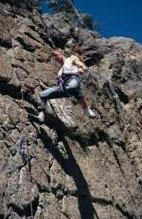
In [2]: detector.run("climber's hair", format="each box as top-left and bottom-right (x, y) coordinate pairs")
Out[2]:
(51, 48), (64, 57)
(71, 44), (84, 62)
(51, 47), (84, 62)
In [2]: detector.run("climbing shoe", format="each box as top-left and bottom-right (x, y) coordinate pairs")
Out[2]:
(37, 111), (45, 122)
(85, 107), (96, 118)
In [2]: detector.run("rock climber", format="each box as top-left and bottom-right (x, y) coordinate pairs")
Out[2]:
(37, 49), (96, 122)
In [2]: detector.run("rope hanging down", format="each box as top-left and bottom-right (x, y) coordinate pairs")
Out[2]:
(19, 86), (34, 219)
(3, 7), (34, 218)
(19, 130), (27, 156)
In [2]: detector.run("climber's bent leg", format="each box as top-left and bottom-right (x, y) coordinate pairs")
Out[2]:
(64, 77), (96, 118)
(79, 96), (96, 118)
(37, 85), (69, 122)
(37, 86), (68, 110)
(64, 76), (81, 98)
(79, 96), (88, 110)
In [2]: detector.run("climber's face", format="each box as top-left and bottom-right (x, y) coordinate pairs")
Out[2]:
(52, 51), (64, 64)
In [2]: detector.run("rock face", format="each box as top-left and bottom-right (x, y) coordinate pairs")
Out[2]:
(0, 1), (142, 219)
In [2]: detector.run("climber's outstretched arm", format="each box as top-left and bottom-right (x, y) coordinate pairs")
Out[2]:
(39, 80), (48, 89)
(57, 67), (63, 77)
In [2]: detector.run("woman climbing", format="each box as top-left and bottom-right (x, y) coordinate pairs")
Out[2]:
(37, 49), (96, 122)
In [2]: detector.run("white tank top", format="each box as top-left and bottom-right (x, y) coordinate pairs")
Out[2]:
(62, 56), (79, 75)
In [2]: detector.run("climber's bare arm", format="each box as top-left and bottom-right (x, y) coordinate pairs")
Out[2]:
(72, 56), (87, 74)
(78, 68), (86, 74)
(39, 80), (48, 89)
(57, 67), (63, 77)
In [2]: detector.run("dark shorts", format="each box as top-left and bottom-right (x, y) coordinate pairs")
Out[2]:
(63, 76), (82, 100)
(38, 76), (83, 110)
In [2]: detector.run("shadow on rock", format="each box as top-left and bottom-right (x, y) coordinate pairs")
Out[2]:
(38, 127), (100, 219)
